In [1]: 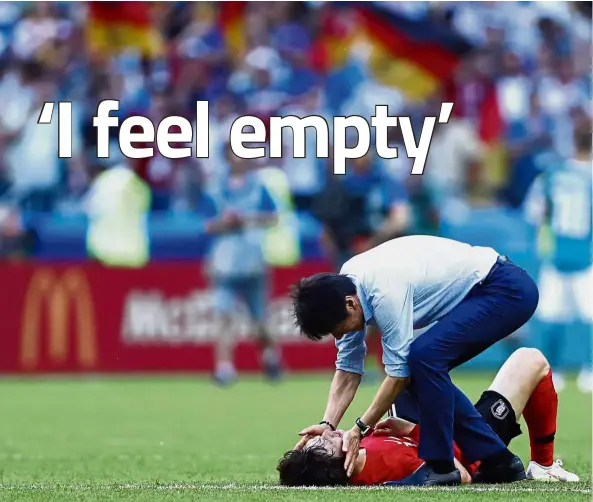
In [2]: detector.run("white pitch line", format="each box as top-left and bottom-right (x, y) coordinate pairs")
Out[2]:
(0, 483), (590, 494)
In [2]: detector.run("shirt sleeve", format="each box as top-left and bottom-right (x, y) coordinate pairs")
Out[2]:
(372, 280), (414, 378)
(335, 329), (367, 375)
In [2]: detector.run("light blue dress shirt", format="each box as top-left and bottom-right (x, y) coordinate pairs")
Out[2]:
(336, 236), (499, 378)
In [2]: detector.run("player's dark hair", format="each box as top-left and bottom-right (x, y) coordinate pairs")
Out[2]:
(290, 273), (356, 341)
(277, 447), (350, 486)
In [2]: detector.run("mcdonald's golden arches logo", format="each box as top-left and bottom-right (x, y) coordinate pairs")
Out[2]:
(20, 268), (97, 369)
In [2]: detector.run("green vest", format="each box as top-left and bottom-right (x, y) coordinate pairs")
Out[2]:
(86, 167), (151, 268)
(258, 167), (301, 267)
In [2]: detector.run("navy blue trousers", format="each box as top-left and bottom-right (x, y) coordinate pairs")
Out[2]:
(402, 258), (539, 463)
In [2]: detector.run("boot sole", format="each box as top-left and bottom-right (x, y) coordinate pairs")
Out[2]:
(474, 469), (526, 484)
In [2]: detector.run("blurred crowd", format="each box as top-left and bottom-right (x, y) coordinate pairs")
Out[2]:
(0, 1), (590, 263)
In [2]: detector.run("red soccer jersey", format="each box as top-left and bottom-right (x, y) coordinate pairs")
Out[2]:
(351, 433), (424, 485)
(351, 425), (480, 485)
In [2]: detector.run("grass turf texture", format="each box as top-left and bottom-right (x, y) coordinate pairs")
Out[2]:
(0, 373), (590, 501)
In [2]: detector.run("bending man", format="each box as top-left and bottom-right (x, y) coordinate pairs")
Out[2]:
(291, 236), (539, 484)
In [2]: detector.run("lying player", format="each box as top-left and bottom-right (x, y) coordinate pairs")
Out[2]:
(277, 348), (580, 486)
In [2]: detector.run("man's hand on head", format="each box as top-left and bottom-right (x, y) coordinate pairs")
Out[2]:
(343, 426), (362, 477)
(294, 423), (332, 450)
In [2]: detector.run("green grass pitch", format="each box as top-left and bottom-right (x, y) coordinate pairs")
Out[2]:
(0, 372), (590, 501)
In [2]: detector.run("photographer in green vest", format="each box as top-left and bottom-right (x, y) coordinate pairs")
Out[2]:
(84, 163), (151, 267)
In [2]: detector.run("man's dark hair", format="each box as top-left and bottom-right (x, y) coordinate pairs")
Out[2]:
(290, 273), (356, 341)
(277, 447), (350, 486)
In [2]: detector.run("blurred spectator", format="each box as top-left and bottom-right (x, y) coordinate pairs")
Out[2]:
(12, 2), (72, 61)
(205, 143), (281, 385)
(202, 92), (242, 189)
(278, 87), (329, 212)
(537, 56), (590, 159)
(0, 0), (587, 271)
(0, 203), (36, 258)
(315, 151), (411, 269)
(0, 61), (83, 211)
(523, 118), (592, 392)
(132, 90), (182, 211)
(0, 0), (589, 379)
(423, 116), (484, 211)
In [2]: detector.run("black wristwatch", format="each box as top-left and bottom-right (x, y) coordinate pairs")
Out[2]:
(355, 417), (371, 437)
(319, 420), (336, 431)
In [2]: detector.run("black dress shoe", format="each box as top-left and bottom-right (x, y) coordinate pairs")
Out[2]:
(421, 468), (462, 486)
(473, 453), (526, 484)
(384, 465), (461, 486)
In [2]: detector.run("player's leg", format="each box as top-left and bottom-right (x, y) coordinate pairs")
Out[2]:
(487, 347), (549, 418)
(407, 258), (538, 483)
(236, 274), (283, 381)
(212, 279), (239, 385)
(475, 348), (579, 482)
(536, 265), (570, 391)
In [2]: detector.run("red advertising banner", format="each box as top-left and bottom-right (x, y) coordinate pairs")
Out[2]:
(0, 262), (338, 374)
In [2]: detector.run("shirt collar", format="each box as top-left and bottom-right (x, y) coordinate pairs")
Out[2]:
(346, 274), (372, 324)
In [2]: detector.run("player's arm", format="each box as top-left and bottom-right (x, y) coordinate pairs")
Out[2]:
(343, 286), (414, 475)
(242, 184), (279, 228)
(368, 180), (411, 249)
(524, 173), (554, 258)
(322, 369), (362, 428)
(342, 288), (413, 477)
(295, 330), (365, 449)
(359, 283), (414, 428)
(524, 174), (548, 228)
(368, 203), (411, 249)
(373, 416), (416, 437)
(325, 329), (366, 426)
(203, 192), (238, 235)
(359, 376), (409, 431)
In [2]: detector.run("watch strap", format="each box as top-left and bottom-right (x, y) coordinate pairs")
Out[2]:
(355, 417), (371, 436)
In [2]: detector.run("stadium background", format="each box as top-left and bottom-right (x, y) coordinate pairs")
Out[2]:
(0, 2), (591, 500)
(0, 1), (590, 373)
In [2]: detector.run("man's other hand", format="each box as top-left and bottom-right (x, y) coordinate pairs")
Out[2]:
(373, 417), (399, 436)
(294, 423), (331, 450)
(373, 416), (416, 437)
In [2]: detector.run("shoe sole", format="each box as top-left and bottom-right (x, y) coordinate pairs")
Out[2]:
(527, 473), (580, 483)
(474, 469), (526, 484)
(423, 479), (461, 486)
